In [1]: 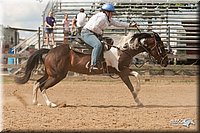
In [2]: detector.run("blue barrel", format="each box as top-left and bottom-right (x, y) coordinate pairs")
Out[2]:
(7, 48), (14, 74)
(7, 58), (14, 64)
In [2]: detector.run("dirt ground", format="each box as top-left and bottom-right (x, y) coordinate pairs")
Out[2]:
(2, 75), (198, 132)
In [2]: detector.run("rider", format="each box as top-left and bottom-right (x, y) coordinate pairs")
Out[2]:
(81, 3), (137, 72)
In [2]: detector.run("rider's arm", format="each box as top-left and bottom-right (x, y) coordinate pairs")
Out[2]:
(110, 19), (130, 27)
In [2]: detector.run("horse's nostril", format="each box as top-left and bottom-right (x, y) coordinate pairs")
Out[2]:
(123, 43), (128, 48)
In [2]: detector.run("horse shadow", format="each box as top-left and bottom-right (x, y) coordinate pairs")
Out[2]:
(57, 103), (197, 109)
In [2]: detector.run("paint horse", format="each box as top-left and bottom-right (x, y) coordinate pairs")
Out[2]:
(14, 32), (169, 107)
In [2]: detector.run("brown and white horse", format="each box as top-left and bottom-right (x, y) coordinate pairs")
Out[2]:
(14, 32), (169, 107)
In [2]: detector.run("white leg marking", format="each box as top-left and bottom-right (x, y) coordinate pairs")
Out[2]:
(130, 71), (141, 94)
(130, 71), (143, 106)
(41, 90), (57, 108)
(135, 97), (143, 107)
(132, 91), (143, 107)
(33, 81), (41, 106)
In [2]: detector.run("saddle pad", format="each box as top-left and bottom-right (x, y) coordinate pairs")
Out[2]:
(70, 38), (92, 55)
(71, 47), (92, 55)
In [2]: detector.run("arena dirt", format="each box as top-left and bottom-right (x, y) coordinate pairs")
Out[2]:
(2, 75), (198, 132)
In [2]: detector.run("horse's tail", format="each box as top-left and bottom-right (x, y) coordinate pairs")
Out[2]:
(14, 48), (50, 84)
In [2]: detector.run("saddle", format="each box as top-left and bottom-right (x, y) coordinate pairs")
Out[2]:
(70, 36), (114, 55)
(70, 36), (114, 73)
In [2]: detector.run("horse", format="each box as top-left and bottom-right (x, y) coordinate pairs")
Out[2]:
(14, 32), (169, 107)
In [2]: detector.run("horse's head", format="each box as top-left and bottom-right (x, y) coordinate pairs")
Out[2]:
(152, 32), (169, 67)
(128, 32), (169, 67)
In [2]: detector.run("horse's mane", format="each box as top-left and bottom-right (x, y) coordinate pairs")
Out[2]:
(116, 32), (135, 48)
(152, 32), (161, 41)
(134, 32), (161, 42)
(132, 33), (152, 41)
(115, 32), (159, 50)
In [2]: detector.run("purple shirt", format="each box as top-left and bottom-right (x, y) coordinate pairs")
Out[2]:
(46, 16), (56, 27)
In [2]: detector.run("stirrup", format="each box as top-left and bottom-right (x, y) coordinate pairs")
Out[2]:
(89, 65), (99, 72)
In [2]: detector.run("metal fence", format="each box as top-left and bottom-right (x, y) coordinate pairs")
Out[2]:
(43, 0), (199, 64)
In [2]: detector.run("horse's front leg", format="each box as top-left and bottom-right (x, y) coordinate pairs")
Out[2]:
(129, 70), (141, 94)
(119, 69), (143, 107)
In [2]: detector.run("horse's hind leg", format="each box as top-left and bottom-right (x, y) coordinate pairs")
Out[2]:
(119, 69), (143, 107)
(32, 75), (48, 105)
(33, 81), (40, 105)
(41, 89), (56, 108)
(39, 74), (67, 107)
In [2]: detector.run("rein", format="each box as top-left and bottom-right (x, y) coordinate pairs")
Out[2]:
(107, 44), (120, 50)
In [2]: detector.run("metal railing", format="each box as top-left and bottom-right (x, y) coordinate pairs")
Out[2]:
(13, 33), (37, 54)
(43, 0), (199, 63)
(42, 0), (60, 45)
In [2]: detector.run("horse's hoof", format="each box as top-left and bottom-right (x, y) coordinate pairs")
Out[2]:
(37, 103), (42, 106)
(33, 101), (41, 106)
(49, 102), (57, 108)
(137, 103), (144, 107)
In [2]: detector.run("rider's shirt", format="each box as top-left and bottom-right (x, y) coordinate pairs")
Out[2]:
(84, 12), (129, 35)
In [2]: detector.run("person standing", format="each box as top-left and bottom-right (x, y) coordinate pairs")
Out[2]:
(81, 3), (137, 72)
(62, 13), (71, 44)
(45, 11), (56, 47)
(72, 8), (88, 35)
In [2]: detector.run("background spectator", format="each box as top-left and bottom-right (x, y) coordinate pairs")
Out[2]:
(45, 11), (56, 47)
(62, 13), (71, 44)
(72, 8), (88, 35)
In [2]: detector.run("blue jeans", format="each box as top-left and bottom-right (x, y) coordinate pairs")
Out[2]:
(81, 29), (102, 66)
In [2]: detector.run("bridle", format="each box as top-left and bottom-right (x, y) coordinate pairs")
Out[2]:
(155, 40), (168, 66)
(131, 22), (168, 66)
(139, 33), (168, 66)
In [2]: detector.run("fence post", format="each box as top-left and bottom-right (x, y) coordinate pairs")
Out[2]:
(59, 0), (61, 11)
(38, 27), (41, 49)
(144, 66), (150, 82)
(125, 28), (127, 36)
(167, 26), (170, 48)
